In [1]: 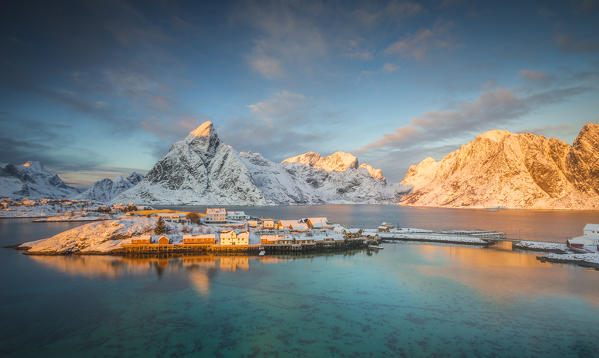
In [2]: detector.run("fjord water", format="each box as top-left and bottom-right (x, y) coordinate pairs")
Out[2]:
(1, 208), (599, 357)
(165, 204), (599, 242)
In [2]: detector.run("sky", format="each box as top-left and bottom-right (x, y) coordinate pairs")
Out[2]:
(1, 0), (598, 188)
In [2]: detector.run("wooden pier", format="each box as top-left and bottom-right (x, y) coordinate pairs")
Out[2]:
(120, 237), (375, 255)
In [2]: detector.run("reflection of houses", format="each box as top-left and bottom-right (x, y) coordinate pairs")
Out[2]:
(205, 208), (227, 223)
(182, 234), (216, 244)
(278, 220), (309, 232)
(227, 211), (249, 221)
(567, 224), (599, 251)
(219, 256), (250, 272)
(220, 230), (250, 245)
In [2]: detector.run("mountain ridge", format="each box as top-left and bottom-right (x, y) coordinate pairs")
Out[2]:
(400, 123), (599, 209)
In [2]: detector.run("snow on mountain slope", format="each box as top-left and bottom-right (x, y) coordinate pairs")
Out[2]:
(79, 172), (143, 202)
(239, 152), (320, 204)
(400, 123), (599, 209)
(281, 152), (406, 204)
(0, 161), (79, 199)
(114, 122), (407, 205)
(114, 122), (267, 205)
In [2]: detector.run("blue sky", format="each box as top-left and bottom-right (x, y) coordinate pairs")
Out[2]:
(1, 0), (598, 187)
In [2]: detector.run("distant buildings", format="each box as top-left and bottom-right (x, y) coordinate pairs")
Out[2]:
(227, 211), (249, 221)
(567, 224), (599, 251)
(205, 208), (227, 223)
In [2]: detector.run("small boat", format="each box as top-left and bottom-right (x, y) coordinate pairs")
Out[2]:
(258, 250), (266, 256)
(368, 244), (384, 250)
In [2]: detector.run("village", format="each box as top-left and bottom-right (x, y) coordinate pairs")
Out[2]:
(119, 208), (377, 254)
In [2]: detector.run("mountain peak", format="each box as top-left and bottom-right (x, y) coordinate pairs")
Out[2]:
(476, 129), (512, 143)
(22, 161), (43, 172)
(325, 151), (358, 171)
(189, 121), (214, 137)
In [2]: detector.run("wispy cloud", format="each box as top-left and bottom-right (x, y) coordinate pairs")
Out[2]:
(236, 1), (327, 80)
(357, 85), (589, 153)
(361, 63), (400, 76)
(384, 22), (455, 60)
(353, 1), (423, 24)
(519, 69), (551, 81)
(221, 91), (328, 160)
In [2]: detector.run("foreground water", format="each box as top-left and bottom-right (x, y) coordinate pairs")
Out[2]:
(1, 208), (599, 357)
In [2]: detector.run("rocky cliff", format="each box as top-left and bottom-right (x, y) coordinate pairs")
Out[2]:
(400, 123), (599, 209)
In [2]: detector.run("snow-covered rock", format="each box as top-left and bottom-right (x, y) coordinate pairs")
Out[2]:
(114, 121), (268, 205)
(20, 217), (157, 254)
(0, 161), (79, 199)
(115, 122), (409, 205)
(400, 123), (599, 209)
(79, 172), (143, 202)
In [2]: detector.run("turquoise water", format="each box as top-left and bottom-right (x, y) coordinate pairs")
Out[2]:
(1, 211), (599, 357)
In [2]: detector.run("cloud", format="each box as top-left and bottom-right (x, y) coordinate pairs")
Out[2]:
(357, 86), (589, 153)
(361, 63), (400, 76)
(246, 43), (285, 79)
(353, 1), (423, 24)
(555, 33), (599, 53)
(236, 1), (327, 80)
(221, 91), (328, 160)
(384, 22), (455, 60)
(519, 70), (554, 86)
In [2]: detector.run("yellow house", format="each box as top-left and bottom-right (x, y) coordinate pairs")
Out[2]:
(220, 230), (250, 245)
(262, 219), (277, 230)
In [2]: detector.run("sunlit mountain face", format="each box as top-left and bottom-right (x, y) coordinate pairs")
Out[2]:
(1, 1), (597, 188)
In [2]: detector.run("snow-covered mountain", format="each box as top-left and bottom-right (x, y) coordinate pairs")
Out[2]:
(0, 161), (79, 199)
(114, 121), (407, 205)
(400, 123), (599, 209)
(114, 122), (268, 205)
(78, 172), (143, 202)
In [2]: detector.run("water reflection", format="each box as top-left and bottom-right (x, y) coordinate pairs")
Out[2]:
(412, 244), (599, 306)
(28, 254), (286, 297)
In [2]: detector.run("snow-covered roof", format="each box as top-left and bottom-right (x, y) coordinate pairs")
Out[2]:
(206, 208), (226, 214)
(569, 236), (597, 245)
(307, 217), (328, 227)
(584, 224), (599, 231)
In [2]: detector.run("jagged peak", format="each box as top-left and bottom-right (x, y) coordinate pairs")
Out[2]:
(476, 129), (512, 143)
(22, 161), (43, 172)
(325, 151), (358, 171)
(188, 121), (214, 137)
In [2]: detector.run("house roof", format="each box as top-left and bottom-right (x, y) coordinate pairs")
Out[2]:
(584, 224), (599, 231)
(206, 208), (226, 214)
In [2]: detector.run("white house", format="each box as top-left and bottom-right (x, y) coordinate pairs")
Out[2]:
(304, 217), (329, 229)
(278, 220), (309, 232)
(205, 208), (227, 223)
(583, 224), (599, 239)
(567, 223), (599, 251)
(227, 211), (250, 221)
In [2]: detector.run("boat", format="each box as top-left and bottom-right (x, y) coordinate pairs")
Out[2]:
(258, 250), (265, 256)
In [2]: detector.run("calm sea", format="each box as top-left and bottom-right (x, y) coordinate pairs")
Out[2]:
(1, 206), (598, 357)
